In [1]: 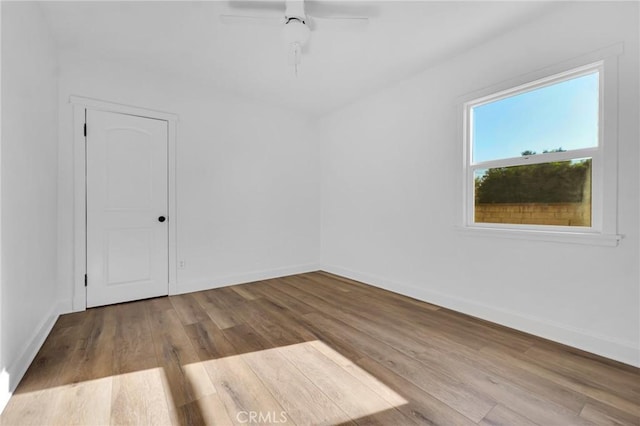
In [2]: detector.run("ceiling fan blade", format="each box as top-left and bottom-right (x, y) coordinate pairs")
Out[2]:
(226, 0), (284, 13)
(220, 14), (285, 26)
(306, 1), (379, 19)
(309, 16), (369, 31)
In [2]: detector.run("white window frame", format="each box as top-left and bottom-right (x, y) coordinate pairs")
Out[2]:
(460, 45), (623, 246)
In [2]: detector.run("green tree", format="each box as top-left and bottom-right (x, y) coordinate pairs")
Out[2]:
(475, 149), (590, 204)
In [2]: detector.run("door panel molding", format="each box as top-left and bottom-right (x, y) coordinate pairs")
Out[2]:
(71, 96), (178, 311)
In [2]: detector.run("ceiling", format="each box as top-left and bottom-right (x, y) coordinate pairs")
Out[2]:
(40, 1), (558, 116)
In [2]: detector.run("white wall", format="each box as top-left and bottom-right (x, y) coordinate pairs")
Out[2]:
(318, 2), (640, 366)
(57, 51), (321, 309)
(1, 2), (61, 409)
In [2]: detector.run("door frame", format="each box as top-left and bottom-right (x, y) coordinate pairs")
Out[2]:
(70, 96), (179, 311)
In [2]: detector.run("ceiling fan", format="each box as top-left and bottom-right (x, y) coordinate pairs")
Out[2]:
(220, 0), (374, 74)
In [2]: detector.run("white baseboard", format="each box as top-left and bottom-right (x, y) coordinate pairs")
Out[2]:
(320, 263), (640, 368)
(173, 263), (321, 295)
(0, 369), (10, 416)
(0, 300), (65, 414)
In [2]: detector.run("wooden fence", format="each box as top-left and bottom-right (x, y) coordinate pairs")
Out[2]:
(475, 203), (591, 226)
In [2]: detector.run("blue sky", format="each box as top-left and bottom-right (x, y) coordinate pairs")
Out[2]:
(472, 72), (599, 164)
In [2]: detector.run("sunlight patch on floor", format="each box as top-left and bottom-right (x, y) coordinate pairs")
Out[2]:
(2, 340), (407, 425)
(191, 340), (408, 424)
(2, 375), (114, 425)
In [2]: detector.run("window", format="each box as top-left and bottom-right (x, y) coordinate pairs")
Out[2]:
(463, 59), (620, 244)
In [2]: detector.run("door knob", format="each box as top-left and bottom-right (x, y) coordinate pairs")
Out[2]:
(158, 216), (166, 223)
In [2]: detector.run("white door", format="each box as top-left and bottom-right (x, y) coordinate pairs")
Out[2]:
(86, 110), (169, 307)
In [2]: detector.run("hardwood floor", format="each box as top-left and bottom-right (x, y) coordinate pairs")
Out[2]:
(1, 271), (639, 425)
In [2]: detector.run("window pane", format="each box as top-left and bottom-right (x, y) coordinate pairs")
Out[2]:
(474, 159), (592, 227)
(472, 72), (599, 164)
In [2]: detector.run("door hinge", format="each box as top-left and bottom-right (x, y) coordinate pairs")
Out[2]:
(83, 123), (87, 137)
(84, 274), (88, 287)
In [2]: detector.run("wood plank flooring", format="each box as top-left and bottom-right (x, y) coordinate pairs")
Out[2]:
(1, 271), (639, 425)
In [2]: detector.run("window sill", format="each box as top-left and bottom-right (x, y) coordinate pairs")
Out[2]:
(457, 226), (622, 247)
